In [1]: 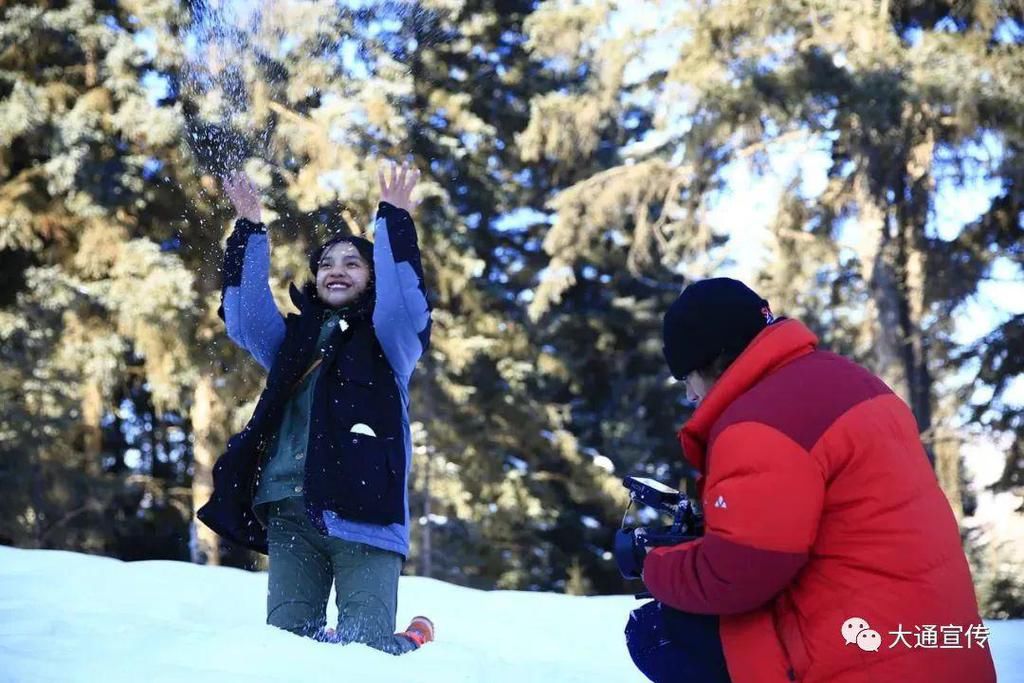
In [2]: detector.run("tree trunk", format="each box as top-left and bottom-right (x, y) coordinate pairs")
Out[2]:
(854, 162), (933, 439)
(901, 123), (963, 518)
(80, 379), (104, 473)
(854, 117), (963, 519)
(933, 424), (964, 524)
(420, 452), (433, 579)
(897, 118), (936, 446)
(190, 374), (226, 565)
(854, 171), (909, 394)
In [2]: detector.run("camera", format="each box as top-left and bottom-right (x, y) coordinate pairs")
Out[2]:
(613, 476), (704, 581)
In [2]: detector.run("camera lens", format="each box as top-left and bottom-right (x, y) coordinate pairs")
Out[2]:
(614, 528), (646, 580)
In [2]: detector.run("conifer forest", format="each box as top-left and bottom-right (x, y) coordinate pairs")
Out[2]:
(1, 0), (1021, 617)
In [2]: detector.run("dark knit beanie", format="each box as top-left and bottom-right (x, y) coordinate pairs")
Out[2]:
(662, 277), (775, 380)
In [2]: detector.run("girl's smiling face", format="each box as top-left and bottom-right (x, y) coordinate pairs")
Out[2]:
(315, 242), (371, 308)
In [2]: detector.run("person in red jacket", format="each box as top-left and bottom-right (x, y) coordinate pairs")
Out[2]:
(626, 277), (996, 683)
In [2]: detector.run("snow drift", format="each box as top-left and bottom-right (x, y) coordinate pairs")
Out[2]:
(0, 546), (1020, 683)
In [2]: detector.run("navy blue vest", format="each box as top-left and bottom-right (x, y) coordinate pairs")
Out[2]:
(198, 284), (406, 554)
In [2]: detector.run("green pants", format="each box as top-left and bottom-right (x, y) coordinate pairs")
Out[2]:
(265, 497), (416, 655)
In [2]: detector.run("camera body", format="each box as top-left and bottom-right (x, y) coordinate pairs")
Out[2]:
(614, 476), (704, 581)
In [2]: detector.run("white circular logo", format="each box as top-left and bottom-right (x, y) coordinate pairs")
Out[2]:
(841, 616), (870, 646)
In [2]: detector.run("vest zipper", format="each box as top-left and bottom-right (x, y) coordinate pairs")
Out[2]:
(249, 440), (270, 530)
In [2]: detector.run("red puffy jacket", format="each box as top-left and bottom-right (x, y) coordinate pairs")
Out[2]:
(643, 319), (996, 683)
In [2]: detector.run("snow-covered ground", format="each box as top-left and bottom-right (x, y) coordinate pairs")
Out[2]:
(0, 546), (1020, 683)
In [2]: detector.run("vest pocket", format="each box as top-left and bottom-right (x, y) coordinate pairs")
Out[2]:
(314, 431), (406, 526)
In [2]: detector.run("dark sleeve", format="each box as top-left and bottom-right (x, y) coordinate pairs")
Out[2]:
(219, 218), (285, 371)
(371, 202), (432, 377)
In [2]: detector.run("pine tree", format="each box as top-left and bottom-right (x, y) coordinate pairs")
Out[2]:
(0, 0), (201, 553)
(174, 0), (634, 589)
(5, 0), (1018, 608)
(520, 0), (1023, 608)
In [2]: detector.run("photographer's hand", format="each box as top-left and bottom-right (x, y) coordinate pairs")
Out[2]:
(224, 170), (262, 224)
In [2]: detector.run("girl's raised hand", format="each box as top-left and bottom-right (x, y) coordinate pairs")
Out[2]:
(224, 170), (262, 224)
(378, 161), (421, 213)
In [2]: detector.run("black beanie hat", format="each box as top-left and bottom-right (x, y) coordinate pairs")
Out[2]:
(309, 234), (374, 276)
(662, 277), (775, 380)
